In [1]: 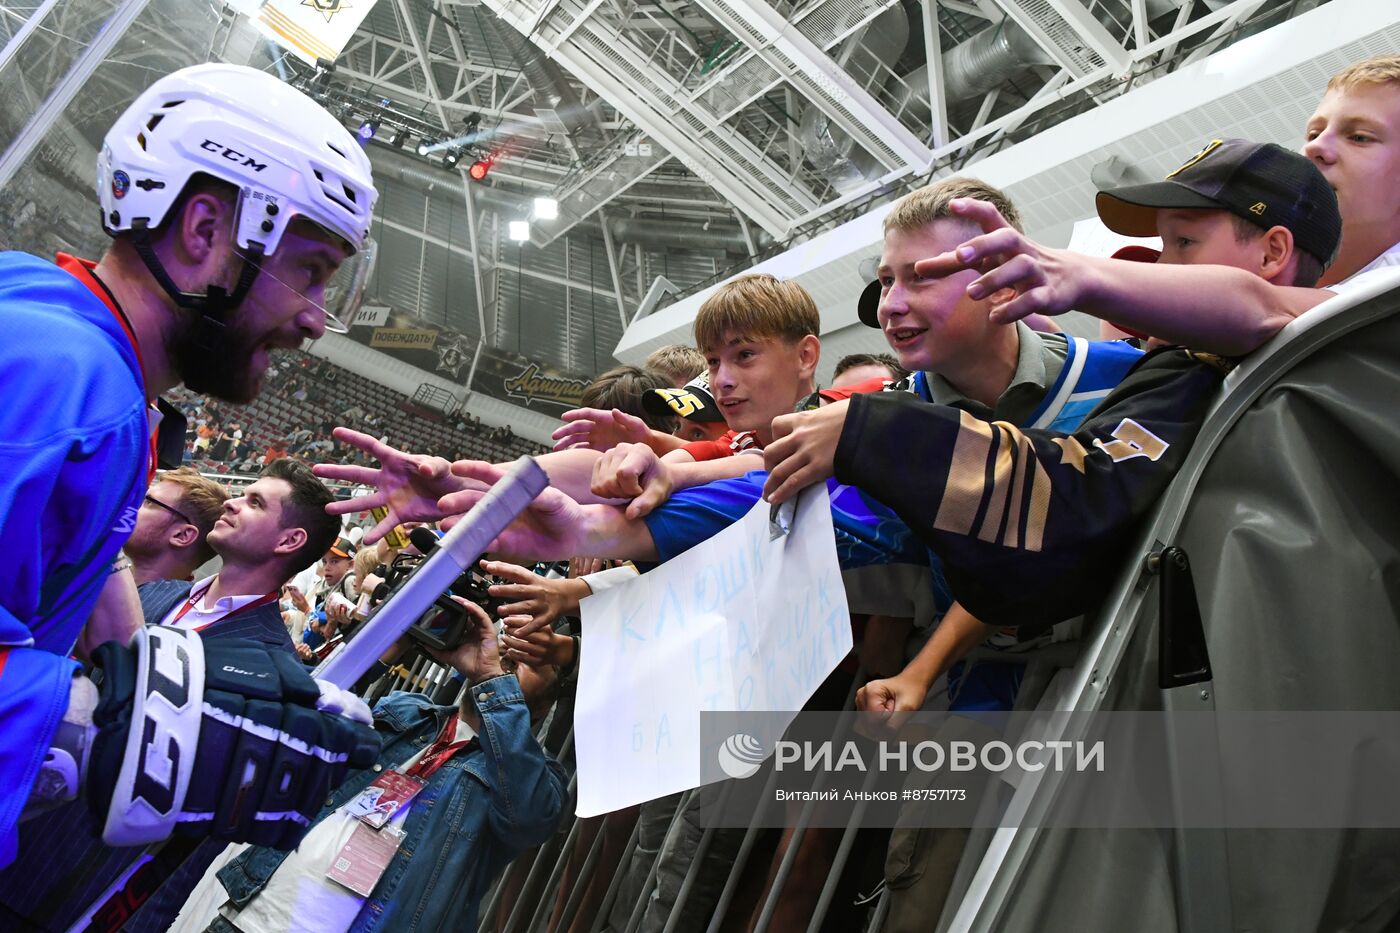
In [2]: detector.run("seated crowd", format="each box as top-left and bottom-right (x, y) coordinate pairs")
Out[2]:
(172, 349), (544, 477)
(4, 53), (1396, 933)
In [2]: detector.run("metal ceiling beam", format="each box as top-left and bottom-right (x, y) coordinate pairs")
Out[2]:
(920, 0), (949, 147)
(689, 0), (931, 171)
(686, 0), (900, 124)
(1130, 0), (1151, 49)
(986, 0), (1131, 75)
(336, 62), (545, 125)
(393, 0), (452, 129)
(479, 0), (814, 238)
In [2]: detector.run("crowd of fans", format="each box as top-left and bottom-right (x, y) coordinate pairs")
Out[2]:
(1, 48), (1397, 933)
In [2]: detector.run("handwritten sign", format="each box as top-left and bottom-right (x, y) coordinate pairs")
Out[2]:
(575, 485), (852, 817)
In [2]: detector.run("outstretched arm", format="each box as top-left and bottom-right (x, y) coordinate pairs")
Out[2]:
(591, 443), (762, 518)
(834, 348), (1229, 631)
(931, 198), (1333, 356)
(551, 407), (685, 456)
(856, 602), (992, 715)
(439, 462), (660, 563)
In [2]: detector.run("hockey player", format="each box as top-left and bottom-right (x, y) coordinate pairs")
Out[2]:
(0, 63), (382, 868)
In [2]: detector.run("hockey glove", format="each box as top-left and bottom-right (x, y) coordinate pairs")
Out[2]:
(86, 626), (380, 849)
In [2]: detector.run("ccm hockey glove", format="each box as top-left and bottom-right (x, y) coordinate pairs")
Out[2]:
(85, 626), (380, 849)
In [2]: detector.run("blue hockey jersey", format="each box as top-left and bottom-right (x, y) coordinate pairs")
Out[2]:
(0, 252), (149, 867)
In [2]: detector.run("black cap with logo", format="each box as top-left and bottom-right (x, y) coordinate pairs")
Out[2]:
(1096, 138), (1341, 268)
(641, 372), (726, 423)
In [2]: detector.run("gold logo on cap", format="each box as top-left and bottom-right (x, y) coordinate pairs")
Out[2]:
(1167, 139), (1224, 178)
(1249, 202), (1266, 215)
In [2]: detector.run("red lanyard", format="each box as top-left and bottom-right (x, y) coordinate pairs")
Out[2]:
(56, 253), (159, 482)
(170, 580), (279, 632)
(404, 717), (473, 780)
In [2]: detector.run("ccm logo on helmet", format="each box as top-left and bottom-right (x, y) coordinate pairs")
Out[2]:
(199, 139), (267, 173)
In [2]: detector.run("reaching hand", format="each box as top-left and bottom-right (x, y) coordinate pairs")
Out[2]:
(499, 615), (575, 668)
(436, 461), (589, 562)
(569, 557), (607, 579)
(761, 399), (849, 504)
(483, 560), (584, 636)
(312, 428), (472, 543)
(551, 407), (653, 452)
(913, 198), (1086, 326)
(590, 443), (674, 519)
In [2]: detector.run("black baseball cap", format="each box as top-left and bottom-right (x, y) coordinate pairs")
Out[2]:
(1096, 138), (1341, 267)
(857, 279), (882, 328)
(328, 536), (356, 560)
(641, 372), (725, 423)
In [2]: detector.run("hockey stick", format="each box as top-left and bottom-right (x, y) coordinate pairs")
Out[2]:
(315, 455), (547, 686)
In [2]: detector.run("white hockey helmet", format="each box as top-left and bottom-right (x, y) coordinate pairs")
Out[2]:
(98, 62), (376, 256)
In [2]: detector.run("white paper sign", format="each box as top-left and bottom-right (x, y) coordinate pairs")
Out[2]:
(575, 485), (852, 817)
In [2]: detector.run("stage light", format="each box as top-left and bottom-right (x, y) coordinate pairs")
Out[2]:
(443, 149), (461, 169)
(356, 119), (378, 142)
(416, 139), (435, 156)
(509, 220), (530, 242)
(468, 158), (492, 181)
(389, 127), (409, 148)
(534, 197), (558, 220)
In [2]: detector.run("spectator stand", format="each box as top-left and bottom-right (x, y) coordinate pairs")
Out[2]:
(169, 349), (544, 478)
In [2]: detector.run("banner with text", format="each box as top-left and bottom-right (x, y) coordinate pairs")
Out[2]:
(346, 310), (590, 415)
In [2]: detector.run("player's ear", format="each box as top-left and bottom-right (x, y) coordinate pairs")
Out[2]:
(172, 191), (234, 265)
(1258, 225), (1295, 284)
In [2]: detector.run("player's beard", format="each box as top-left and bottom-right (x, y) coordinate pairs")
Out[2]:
(172, 255), (268, 404)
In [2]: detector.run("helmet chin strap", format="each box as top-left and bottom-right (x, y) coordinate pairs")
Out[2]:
(129, 222), (264, 353)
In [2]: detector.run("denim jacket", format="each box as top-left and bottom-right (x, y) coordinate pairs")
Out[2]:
(216, 676), (566, 932)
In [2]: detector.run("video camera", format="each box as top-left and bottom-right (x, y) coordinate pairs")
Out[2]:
(364, 528), (502, 652)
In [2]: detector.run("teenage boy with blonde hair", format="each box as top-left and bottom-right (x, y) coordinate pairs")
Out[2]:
(1306, 54), (1400, 286)
(587, 273), (820, 517)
